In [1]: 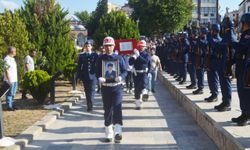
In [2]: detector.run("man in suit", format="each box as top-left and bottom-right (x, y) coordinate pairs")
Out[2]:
(77, 41), (98, 112)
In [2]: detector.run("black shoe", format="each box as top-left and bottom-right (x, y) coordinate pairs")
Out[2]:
(217, 105), (231, 112)
(205, 95), (218, 102)
(232, 114), (247, 123)
(237, 117), (250, 126)
(7, 107), (15, 111)
(192, 89), (203, 95)
(214, 102), (231, 111)
(114, 134), (122, 143)
(186, 84), (197, 89)
(179, 80), (186, 85)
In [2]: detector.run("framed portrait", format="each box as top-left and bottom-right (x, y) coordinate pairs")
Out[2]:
(102, 60), (119, 82)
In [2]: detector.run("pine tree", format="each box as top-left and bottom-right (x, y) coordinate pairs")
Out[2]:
(21, 0), (75, 75)
(94, 11), (140, 47)
(88, 0), (108, 37)
(0, 10), (32, 79)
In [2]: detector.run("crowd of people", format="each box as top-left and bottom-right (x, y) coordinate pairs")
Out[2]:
(154, 13), (250, 127)
(76, 12), (250, 144)
(3, 12), (250, 145)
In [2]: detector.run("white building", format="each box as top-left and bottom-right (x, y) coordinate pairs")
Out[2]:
(192, 0), (219, 26)
(239, 0), (250, 18)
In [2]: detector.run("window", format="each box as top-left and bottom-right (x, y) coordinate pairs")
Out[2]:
(211, 13), (214, 17)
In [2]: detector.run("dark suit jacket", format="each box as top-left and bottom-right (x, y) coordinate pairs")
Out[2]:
(77, 52), (98, 81)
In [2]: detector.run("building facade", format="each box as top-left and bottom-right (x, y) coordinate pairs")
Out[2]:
(239, 0), (250, 18)
(67, 15), (88, 48)
(192, 0), (219, 26)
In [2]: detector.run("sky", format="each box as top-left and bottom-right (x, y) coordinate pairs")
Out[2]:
(0, 0), (243, 15)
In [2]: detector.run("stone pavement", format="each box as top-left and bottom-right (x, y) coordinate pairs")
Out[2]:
(24, 80), (217, 150)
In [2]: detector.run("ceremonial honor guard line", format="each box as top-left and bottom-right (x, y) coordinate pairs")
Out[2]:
(159, 71), (250, 150)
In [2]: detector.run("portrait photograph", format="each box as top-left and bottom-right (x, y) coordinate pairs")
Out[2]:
(102, 60), (119, 81)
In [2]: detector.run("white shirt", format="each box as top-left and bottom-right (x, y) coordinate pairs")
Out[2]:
(25, 55), (35, 72)
(4, 55), (18, 83)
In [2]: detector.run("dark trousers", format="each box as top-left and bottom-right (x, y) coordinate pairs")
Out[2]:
(83, 79), (96, 109)
(196, 68), (204, 89)
(187, 63), (197, 84)
(207, 63), (219, 97)
(236, 60), (250, 115)
(133, 73), (147, 99)
(214, 59), (232, 105)
(180, 62), (187, 81)
(125, 71), (133, 90)
(101, 85), (123, 126)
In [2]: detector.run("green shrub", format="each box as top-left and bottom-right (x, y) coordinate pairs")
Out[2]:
(22, 70), (51, 104)
(63, 63), (77, 81)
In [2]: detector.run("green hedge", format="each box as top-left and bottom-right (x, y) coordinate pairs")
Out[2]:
(22, 70), (51, 104)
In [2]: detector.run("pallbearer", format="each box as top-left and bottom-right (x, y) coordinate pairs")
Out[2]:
(96, 36), (127, 143)
(129, 40), (151, 110)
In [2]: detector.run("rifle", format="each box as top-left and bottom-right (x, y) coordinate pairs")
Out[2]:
(223, 17), (236, 77)
(204, 44), (211, 71)
(224, 43), (234, 77)
(195, 44), (202, 69)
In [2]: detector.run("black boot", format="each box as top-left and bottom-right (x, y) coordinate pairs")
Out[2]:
(237, 115), (250, 126)
(186, 84), (197, 89)
(205, 95), (218, 102)
(214, 102), (231, 112)
(232, 113), (247, 123)
(193, 88), (203, 95)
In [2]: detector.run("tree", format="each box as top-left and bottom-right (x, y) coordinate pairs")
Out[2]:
(0, 10), (32, 79)
(20, 0), (75, 75)
(94, 11), (140, 47)
(88, 0), (108, 37)
(128, 0), (193, 36)
(74, 11), (91, 26)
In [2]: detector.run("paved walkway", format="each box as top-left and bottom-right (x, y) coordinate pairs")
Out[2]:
(24, 80), (217, 150)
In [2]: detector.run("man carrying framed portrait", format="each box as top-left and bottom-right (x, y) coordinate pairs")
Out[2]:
(96, 36), (127, 143)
